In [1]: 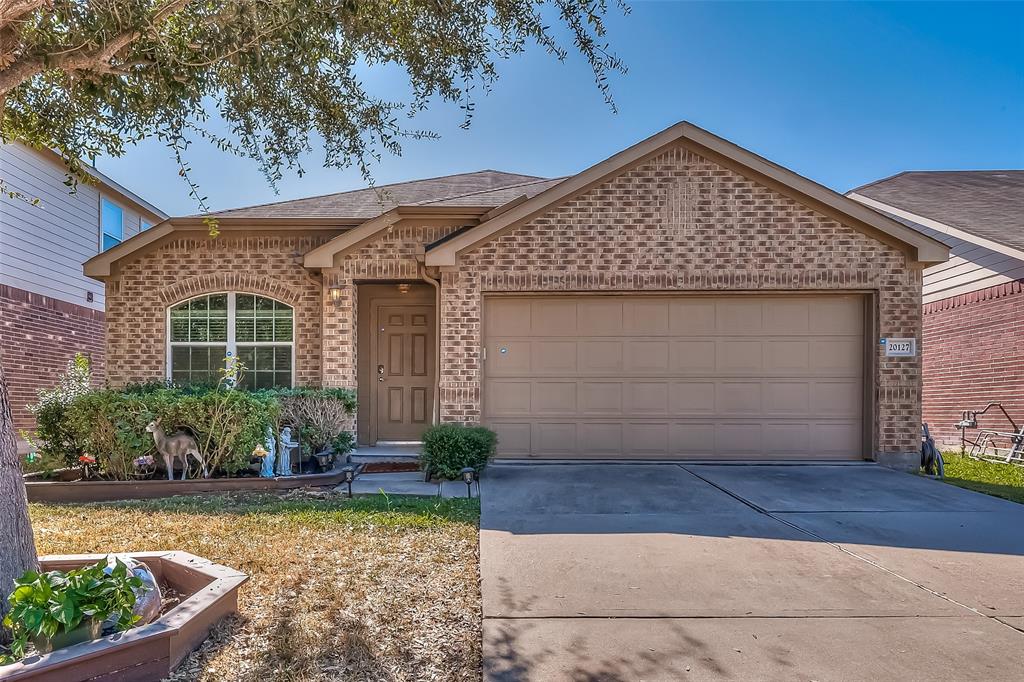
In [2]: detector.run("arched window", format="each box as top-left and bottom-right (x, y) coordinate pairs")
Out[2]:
(168, 293), (294, 389)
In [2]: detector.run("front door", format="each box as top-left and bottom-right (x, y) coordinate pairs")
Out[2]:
(375, 304), (434, 441)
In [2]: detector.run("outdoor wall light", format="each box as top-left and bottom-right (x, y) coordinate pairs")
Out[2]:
(342, 465), (356, 498)
(460, 467), (476, 499)
(397, 283), (411, 294)
(329, 285), (343, 307)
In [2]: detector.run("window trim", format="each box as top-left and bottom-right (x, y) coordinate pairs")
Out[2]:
(140, 219), (154, 231)
(99, 196), (125, 251)
(165, 292), (296, 388)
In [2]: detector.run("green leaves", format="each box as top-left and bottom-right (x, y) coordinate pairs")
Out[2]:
(0, 557), (146, 664)
(1, 0), (625, 212)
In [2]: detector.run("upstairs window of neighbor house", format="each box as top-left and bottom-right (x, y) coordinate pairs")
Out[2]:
(140, 219), (153, 231)
(167, 293), (294, 389)
(100, 198), (124, 251)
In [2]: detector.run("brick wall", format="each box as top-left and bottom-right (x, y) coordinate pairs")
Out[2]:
(104, 233), (330, 387)
(922, 280), (1024, 446)
(446, 145), (924, 465)
(0, 284), (105, 431)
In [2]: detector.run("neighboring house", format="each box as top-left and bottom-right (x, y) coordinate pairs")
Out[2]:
(84, 122), (948, 469)
(0, 143), (166, 433)
(849, 171), (1024, 445)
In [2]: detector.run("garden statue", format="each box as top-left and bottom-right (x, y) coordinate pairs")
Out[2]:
(260, 425), (277, 478)
(146, 418), (208, 480)
(101, 556), (162, 633)
(277, 426), (298, 477)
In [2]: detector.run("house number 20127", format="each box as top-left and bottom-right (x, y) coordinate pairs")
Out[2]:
(882, 338), (916, 357)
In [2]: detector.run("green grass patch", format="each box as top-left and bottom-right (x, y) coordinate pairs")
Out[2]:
(941, 453), (1024, 504)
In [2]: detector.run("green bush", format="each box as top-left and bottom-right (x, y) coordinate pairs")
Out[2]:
(420, 423), (497, 480)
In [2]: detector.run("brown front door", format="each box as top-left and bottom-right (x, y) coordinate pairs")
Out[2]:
(375, 303), (434, 441)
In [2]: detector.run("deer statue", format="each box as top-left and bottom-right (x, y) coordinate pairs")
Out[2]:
(145, 419), (208, 480)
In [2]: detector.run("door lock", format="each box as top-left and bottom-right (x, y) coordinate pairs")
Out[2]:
(378, 364), (385, 381)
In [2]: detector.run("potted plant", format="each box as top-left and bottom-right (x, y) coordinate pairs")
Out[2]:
(1, 557), (145, 663)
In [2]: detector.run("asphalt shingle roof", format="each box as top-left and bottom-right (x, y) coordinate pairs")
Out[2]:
(851, 171), (1024, 253)
(208, 170), (553, 219)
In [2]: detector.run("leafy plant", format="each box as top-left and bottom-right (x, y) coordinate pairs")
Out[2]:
(26, 353), (94, 468)
(268, 388), (357, 455)
(1, 558), (143, 664)
(421, 423), (497, 480)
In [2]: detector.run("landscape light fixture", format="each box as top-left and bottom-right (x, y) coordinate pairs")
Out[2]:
(460, 467), (476, 499)
(342, 465), (356, 498)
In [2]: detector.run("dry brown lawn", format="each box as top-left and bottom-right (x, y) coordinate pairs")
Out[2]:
(29, 491), (481, 681)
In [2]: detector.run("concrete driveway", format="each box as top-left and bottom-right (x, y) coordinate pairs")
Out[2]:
(481, 463), (1024, 681)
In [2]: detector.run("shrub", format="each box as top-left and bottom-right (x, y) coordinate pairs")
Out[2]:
(266, 387), (357, 455)
(420, 423), (497, 480)
(26, 353), (94, 468)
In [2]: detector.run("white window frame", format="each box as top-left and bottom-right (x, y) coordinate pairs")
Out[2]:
(99, 196), (125, 251)
(165, 292), (296, 388)
(140, 219), (154, 231)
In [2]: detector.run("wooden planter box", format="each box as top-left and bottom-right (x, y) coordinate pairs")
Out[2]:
(0, 552), (247, 682)
(25, 468), (350, 504)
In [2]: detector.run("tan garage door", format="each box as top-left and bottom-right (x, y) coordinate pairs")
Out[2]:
(483, 295), (866, 460)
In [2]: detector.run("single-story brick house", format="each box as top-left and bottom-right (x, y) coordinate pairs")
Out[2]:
(84, 122), (948, 468)
(849, 171), (1024, 446)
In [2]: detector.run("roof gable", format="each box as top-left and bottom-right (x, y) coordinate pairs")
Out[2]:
(425, 122), (949, 267)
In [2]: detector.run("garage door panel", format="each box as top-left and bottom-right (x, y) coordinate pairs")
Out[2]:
(485, 380), (532, 416)
(578, 422), (624, 455)
(624, 340), (669, 373)
(532, 381), (577, 414)
(486, 298), (531, 337)
(533, 341), (578, 374)
(811, 381), (864, 416)
(578, 340), (624, 374)
(810, 297), (864, 334)
(534, 422), (577, 456)
(532, 299), (578, 336)
(763, 423), (811, 455)
(624, 422), (670, 456)
(577, 299), (624, 335)
(487, 340), (531, 376)
(716, 423), (764, 454)
(623, 299), (670, 335)
(670, 340), (717, 373)
(670, 423), (717, 455)
(716, 299), (764, 333)
(491, 422), (532, 456)
(763, 382), (811, 416)
(670, 381), (716, 414)
(764, 340), (810, 372)
(717, 340), (764, 373)
(810, 339), (861, 375)
(484, 295), (864, 460)
(716, 382), (763, 416)
(626, 381), (670, 415)
(763, 299), (811, 334)
(669, 300), (717, 335)
(579, 381), (624, 415)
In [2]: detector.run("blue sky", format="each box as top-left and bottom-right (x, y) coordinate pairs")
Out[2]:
(97, 1), (1024, 216)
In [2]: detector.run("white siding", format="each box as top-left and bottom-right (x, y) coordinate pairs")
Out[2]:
(915, 223), (1024, 303)
(0, 144), (150, 310)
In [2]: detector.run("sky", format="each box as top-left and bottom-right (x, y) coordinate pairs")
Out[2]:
(96, 1), (1024, 217)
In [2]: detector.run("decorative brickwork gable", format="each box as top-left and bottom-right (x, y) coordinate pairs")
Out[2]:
(447, 145), (924, 464)
(104, 233), (329, 387)
(0, 284), (105, 431)
(922, 280), (1024, 445)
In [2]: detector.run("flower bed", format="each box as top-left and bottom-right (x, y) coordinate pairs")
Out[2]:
(0, 552), (246, 682)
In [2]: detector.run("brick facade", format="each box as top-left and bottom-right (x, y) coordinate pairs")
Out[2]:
(0, 284), (106, 431)
(922, 280), (1024, 446)
(102, 144), (925, 467)
(104, 233), (330, 387)
(446, 146), (923, 465)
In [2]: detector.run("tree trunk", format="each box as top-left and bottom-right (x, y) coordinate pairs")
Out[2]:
(0, 358), (38, 637)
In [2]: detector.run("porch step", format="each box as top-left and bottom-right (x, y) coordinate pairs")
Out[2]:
(349, 444), (421, 464)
